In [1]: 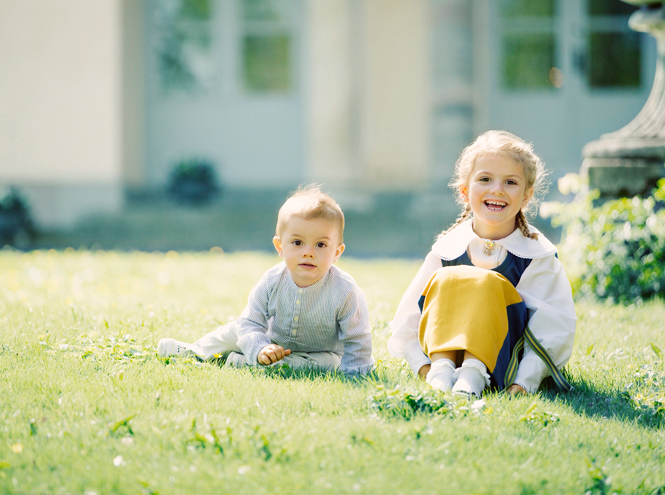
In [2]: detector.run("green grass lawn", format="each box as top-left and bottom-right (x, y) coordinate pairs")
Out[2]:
(1, 250), (664, 494)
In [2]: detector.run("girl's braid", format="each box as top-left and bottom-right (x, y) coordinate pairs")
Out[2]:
(516, 209), (538, 240)
(440, 204), (472, 238)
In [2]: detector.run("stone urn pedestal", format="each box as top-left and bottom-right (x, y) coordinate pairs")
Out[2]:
(582, 2), (665, 197)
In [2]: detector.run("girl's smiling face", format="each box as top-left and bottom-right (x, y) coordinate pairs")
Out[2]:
(461, 153), (534, 240)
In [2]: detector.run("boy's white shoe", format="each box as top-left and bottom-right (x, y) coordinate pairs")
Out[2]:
(157, 338), (193, 357)
(224, 351), (249, 368)
(452, 358), (491, 398)
(426, 358), (456, 392)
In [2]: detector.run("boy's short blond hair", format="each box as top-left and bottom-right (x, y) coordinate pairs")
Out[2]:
(276, 184), (345, 243)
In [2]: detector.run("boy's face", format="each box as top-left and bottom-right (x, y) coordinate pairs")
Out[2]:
(273, 216), (345, 288)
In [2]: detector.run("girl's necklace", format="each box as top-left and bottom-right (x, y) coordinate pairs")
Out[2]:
(482, 240), (496, 256)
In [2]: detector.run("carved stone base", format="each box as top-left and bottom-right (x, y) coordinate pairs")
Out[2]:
(581, 3), (665, 198)
(581, 157), (664, 197)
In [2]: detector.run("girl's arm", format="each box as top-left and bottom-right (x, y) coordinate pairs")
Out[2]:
(387, 252), (443, 376)
(513, 254), (577, 393)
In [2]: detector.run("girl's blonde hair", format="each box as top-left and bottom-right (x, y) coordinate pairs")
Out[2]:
(442, 130), (549, 240)
(276, 184), (345, 242)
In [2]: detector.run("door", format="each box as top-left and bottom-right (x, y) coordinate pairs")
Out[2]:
(485, 0), (656, 179)
(144, 0), (305, 189)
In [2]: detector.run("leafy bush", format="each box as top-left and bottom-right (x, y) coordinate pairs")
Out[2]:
(168, 158), (220, 205)
(0, 186), (33, 248)
(541, 173), (665, 303)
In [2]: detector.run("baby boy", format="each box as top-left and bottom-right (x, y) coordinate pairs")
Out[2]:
(158, 185), (374, 374)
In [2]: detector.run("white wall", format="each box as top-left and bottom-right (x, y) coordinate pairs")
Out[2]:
(307, 0), (358, 186)
(307, 0), (430, 190)
(361, 0), (429, 187)
(0, 0), (125, 227)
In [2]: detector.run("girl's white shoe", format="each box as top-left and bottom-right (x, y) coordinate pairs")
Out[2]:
(157, 338), (193, 357)
(426, 358), (456, 392)
(452, 358), (491, 398)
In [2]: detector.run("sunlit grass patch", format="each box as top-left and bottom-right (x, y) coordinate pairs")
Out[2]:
(0, 250), (664, 494)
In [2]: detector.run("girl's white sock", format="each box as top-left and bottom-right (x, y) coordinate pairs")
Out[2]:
(452, 358), (490, 398)
(426, 358), (456, 392)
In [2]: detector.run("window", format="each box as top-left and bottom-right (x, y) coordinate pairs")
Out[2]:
(240, 0), (295, 93)
(153, 0), (214, 92)
(499, 0), (557, 90)
(498, 0), (641, 91)
(587, 0), (640, 88)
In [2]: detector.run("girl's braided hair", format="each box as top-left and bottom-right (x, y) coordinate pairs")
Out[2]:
(440, 130), (549, 240)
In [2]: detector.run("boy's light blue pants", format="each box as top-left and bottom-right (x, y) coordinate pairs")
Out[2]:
(188, 323), (342, 371)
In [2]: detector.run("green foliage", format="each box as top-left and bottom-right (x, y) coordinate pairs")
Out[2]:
(110, 415), (136, 436)
(368, 385), (452, 419)
(585, 459), (614, 495)
(619, 363), (665, 428)
(368, 385), (491, 420)
(39, 329), (155, 363)
(519, 402), (560, 427)
(542, 174), (665, 303)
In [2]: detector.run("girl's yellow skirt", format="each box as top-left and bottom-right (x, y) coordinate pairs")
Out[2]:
(418, 265), (528, 387)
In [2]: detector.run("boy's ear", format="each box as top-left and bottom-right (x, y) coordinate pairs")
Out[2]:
(272, 236), (283, 257)
(334, 243), (345, 263)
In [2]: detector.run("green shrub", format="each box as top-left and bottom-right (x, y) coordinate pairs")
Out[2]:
(541, 173), (665, 303)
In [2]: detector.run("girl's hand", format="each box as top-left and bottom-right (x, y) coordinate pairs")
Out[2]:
(418, 364), (431, 381)
(506, 384), (527, 395)
(258, 344), (292, 365)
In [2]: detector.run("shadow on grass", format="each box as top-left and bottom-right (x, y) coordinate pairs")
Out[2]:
(217, 359), (382, 386)
(537, 375), (664, 429)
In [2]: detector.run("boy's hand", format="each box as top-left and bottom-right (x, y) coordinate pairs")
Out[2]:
(258, 344), (292, 365)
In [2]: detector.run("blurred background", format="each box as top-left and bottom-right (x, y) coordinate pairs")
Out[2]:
(0, 0), (657, 257)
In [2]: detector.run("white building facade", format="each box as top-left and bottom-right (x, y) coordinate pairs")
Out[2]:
(0, 0), (654, 228)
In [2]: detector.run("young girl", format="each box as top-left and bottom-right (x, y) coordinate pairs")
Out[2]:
(388, 131), (576, 397)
